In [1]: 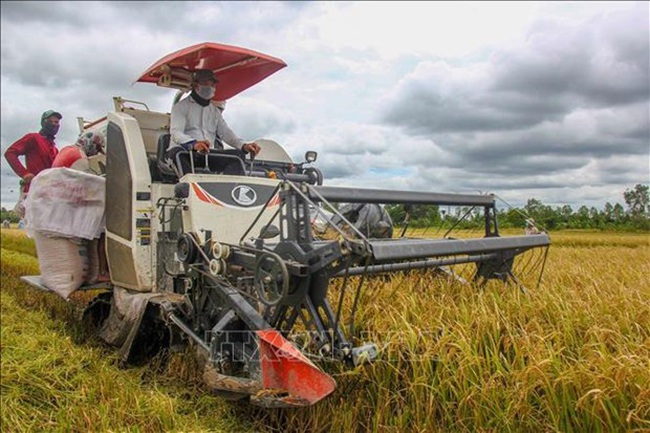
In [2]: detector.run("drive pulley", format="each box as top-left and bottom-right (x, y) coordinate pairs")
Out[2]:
(254, 252), (290, 306)
(177, 233), (198, 264)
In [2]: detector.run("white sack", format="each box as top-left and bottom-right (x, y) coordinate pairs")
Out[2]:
(13, 190), (27, 219)
(25, 167), (105, 240)
(86, 238), (100, 284)
(33, 231), (88, 299)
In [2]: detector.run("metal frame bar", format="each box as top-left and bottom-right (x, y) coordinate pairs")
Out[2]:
(309, 186), (496, 207)
(175, 149), (248, 176)
(367, 234), (550, 261)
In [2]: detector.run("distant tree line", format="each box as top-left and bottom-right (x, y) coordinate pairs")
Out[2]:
(386, 184), (650, 231)
(2, 184), (648, 231)
(0, 207), (20, 223)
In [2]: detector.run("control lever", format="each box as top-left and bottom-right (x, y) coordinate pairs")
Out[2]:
(248, 149), (256, 176)
(189, 149), (195, 174)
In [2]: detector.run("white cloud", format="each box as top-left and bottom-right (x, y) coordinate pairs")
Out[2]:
(309, 2), (540, 59)
(1, 1), (647, 211)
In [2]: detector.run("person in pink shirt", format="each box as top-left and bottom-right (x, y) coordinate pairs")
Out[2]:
(52, 130), (105, 170)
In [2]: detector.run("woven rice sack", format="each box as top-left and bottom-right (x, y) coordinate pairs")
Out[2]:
(24, 167), (106, 240)
(34, 231), (88, 299)
(86, 238), (100, 285)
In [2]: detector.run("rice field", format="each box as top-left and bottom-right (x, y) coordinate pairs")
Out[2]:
(1, 227), (648, 432)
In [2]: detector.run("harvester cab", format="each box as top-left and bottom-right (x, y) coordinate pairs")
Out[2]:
(21, 42), (550, 408)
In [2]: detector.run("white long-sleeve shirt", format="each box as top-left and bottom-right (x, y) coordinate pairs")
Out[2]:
(169, 95), (245, 151)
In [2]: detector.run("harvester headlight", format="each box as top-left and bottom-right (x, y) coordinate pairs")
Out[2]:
(304, 151), (318, 163)
(174, 182), (190, 198)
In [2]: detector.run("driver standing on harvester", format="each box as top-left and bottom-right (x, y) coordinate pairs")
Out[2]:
(166, 69), (260, 176)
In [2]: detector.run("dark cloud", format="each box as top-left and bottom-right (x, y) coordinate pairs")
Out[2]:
(382, 87), (571, 134)
(374, 3), (649, 207)
(381, 3), (649, 135)
(0, 1), (314, 95)
(2, 25), (150, 89)
(1, 2), (646, 210)
(491, 12), (649, 108)
(1, 2), (224, 37)
(0, 1), (84, 27)
(413, 158), (640, 193)
(392, 100), (645, 178)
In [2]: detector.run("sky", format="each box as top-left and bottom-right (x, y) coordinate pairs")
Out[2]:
(1, 1), (648, 211)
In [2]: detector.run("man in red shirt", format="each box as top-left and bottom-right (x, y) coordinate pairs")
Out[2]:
(5, 110), (62, 194)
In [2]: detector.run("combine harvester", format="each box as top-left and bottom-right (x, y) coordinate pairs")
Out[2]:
(22, 42), (550, 408)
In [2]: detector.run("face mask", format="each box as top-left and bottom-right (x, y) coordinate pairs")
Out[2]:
(77, 132), (103, 156)
(82, 140), (99, 157)
(41, 123), (59, 137)
(196, 85), (215, 100)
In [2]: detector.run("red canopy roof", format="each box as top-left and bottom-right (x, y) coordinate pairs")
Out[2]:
(136, 42), (287, 100)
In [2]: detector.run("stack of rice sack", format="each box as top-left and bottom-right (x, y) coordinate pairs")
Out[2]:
(24, 168), (106, 299)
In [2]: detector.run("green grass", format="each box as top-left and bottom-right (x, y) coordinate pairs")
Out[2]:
(1, 228), (649, 432)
